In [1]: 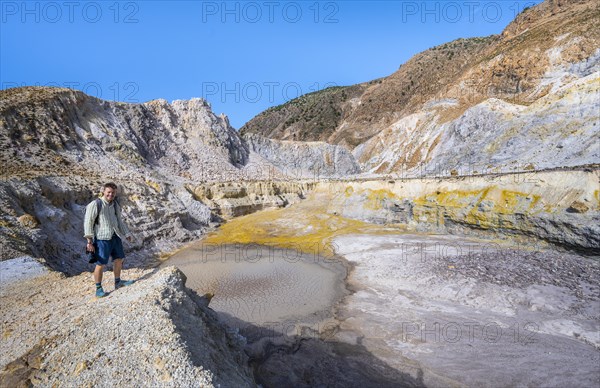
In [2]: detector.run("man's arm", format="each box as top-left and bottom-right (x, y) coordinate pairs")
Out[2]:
(115, 201), (131, 238)
(83, 201), (97, 241)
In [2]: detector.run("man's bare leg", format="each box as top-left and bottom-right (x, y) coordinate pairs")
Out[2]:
(113, 259), (135, 288)
(113, 258), (123, 280)
(94, 264), (104, 284)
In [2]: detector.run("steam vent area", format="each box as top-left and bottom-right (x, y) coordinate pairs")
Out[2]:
(1, 1), (600, 386)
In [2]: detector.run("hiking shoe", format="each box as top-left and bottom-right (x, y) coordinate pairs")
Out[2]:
(96, 287), (107, 298)
(115, 279), (135, 289)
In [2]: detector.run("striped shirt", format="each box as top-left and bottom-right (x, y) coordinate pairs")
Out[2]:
(83, 197), (131, 240)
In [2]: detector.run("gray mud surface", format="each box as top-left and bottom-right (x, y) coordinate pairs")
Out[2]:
(334, 233), (600, 387)
(162, 243), (349, 327)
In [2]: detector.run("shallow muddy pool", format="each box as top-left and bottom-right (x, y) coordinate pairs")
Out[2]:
(162, 243), (349, 328)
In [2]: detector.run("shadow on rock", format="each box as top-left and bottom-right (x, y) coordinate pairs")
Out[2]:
(220, 312), (426, 388)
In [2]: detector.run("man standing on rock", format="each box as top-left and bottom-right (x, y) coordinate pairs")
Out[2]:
(84, 182), (134, 297)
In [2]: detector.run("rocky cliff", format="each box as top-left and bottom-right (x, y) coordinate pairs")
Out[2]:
(243, 133), (361, 179)
(320, 168), (600, 254)
(187, 180), (319, 219)
(241, 0), (600, 175)
(0, 87), (357, 274)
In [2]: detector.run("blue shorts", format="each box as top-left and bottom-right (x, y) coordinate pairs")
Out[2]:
(95, 235), (125, 265)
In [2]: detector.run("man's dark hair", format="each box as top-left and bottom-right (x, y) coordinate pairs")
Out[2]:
(103, 182), (118, 190)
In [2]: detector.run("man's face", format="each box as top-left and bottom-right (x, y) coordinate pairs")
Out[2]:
(103, 187), (117, 202)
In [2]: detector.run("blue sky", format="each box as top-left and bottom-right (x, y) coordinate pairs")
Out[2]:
(1, 0), (543, 128)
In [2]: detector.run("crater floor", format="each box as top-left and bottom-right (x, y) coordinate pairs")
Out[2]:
(171, 195), (600, 387)
(333, 233), (600, 387)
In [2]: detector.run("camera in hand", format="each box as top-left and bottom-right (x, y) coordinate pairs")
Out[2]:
(86, 245), (98, 264)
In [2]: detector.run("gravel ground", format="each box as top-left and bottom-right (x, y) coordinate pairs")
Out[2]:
(0, 264), (255, 387)
(433, 249), (600, 302)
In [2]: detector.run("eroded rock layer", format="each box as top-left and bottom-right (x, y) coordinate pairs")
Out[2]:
(320, 169), (600, 254)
